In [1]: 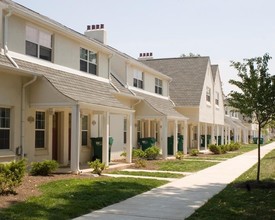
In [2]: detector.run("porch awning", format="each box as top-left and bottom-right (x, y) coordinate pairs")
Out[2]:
(133, 90), (188, 120)
(225, 117), (247, 129)
(14, 58), (131, 111)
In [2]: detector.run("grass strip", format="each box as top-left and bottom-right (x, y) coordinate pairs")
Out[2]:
(156, 160), (219, 172)
(0, 177), (167, 220)
(187, 149), (275, 220)
(109, 170), (184, 178)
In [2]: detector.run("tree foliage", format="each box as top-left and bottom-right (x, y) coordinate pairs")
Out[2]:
(228, 53), (275, 182)
(180, 52), (201, 57)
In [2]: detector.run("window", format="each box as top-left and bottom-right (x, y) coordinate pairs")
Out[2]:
(215, 92), (219, 106)
(155, 78), (163, 95)
(35, 111), (45, 148)
(80, 48), (97, 75)
(123, 118), (127, 144)
(26, 26), (52, 61)
(155, 123), (159, 142)
(206, 87), (211, 102)
(133, 70), (143, 89)
(137, 120), (141, 140)
(0, 108), (10, 150)
(81, 115), (88, 146)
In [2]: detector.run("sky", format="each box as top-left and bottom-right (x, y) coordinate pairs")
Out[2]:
(14, 0), (275, 95)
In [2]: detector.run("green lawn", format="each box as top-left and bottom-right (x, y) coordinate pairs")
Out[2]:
(186, 144), (258, 161)
(155, 160), (219, 172)
(109, 170), (184, 178)
(0, 177), (167, 220)
(187, 149), (275, 220)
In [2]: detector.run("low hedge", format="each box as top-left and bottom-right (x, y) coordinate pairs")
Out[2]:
(0, 159), (26, 195)
(209, 143), (241, 154)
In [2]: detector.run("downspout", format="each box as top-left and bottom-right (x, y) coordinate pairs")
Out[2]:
(21, 76), (37, 158)
(3, 8), (19, 68)
(3, 8), (38, 157)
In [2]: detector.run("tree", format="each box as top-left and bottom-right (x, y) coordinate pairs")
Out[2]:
(228, 53), (275, 182)
(180, 53), (201, 57)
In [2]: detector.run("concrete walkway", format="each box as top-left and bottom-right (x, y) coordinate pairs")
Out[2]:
(74, 143), (275, 220)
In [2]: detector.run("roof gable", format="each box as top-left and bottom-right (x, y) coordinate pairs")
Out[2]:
(141, 57), (210, 106)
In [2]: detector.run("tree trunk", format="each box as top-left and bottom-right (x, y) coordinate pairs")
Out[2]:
(256, 125), (261, 183)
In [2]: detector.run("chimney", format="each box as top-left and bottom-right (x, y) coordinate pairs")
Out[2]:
(85, 24), (107, 44)
(138, 52), (153, 60)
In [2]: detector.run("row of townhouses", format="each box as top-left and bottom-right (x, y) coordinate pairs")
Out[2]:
(0, 0), (258, 173)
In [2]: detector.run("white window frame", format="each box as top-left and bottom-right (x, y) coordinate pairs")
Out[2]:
(26, 25), (52, 61)
(155, 78), (163, 95)
(133, 70), (144, 89)
(206, 87), (211, 102)
(0, 107), (10, 150)
(80, 48), (97, 75)
(35, 111), (46, 149)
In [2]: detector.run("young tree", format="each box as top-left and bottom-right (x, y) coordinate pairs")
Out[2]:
(228, 53), (275, 182)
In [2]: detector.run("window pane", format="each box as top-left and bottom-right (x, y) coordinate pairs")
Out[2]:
(88, 63), (97, 75)
(80, 60), (88, 72)
(26, 41), (38, 57)
(40, 46), (52, 61)
(0, 130), (10, 149)
(82, 116), (88, 130)
(35, 130), (45, 148)
(39, 31), (51, 48)
(80, 48), (88, 60)
(35, 112), (45, 129)
(81, 131), (88, 146)
(89, 51), (97, 64)
(133, 78), (137, 87)
(0, 108), (10, 128)
(26, 26), (39, 43)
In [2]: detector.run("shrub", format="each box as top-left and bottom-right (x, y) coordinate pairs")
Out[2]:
(132, 149), (146, 159)
(88, 159), (106, 175)
(134, 158), (147, 168)
(220, 145), (228, 154)
(120, 151), (127, 158)
(30, 160), (59, 176)
(190, 149), (199, 156)
(145, 146), (160, 160)
(226, 143), (240, 151)
(0, 159), (26, 195)
(176, 151), (184, 160)
(209, 144), (221, 154)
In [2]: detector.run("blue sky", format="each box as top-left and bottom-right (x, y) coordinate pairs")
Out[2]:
(14, 0), (275, 95)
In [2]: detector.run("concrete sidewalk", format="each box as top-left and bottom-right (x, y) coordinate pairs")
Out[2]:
(74, 143), (275, 220)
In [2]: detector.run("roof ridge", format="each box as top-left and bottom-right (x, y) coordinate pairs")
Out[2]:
(143, 56), (210, 62)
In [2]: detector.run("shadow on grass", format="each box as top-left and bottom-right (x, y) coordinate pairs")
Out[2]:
(234, 178), (275, 190)
(0, 178), (166, 220)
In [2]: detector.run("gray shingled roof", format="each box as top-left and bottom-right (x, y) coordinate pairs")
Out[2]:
(110, 73), (133, 95)
(10, 58), (131, 110)
(133, 91), (185, 118)
(0, 54), (15, 68)
(211, 65), (218, 81)
(141, 57), (210, 106)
